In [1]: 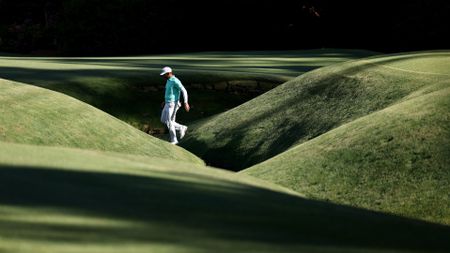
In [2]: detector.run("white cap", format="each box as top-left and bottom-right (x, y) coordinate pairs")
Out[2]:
(160, 66), (173, 75)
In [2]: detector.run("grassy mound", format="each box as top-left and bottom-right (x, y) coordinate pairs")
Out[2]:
(1, 141), (450, 253)
(0, 78), (201, 164)
(243, 87), (450, 224)
(181, 51), (450, 170)
(0, 49), (376, 129)
(2, 49), (448, 252)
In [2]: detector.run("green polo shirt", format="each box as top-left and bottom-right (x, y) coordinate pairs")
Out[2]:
(164, 76), (183, 103)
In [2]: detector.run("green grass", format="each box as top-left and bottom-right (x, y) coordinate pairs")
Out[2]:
(181, 51), (450, 170)
(1, 141), (450, 253)
(243, 87), (450, 225)
(0, 49), (377, 129)
(181, 51), (450, 224)
(1, 49), (450, 252)
(0, 78), (201, 164)
(1, 81), (448, 252)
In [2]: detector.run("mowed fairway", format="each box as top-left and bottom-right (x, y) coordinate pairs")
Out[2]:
(1, 50), (450, 252)
(0, 49), (377, 128)
(182, 51), (450, 224)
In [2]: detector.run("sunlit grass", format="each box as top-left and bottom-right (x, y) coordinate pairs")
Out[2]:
(1, 49), (449, 252)
(182, 51), (450, 224)
(0, 49), (377, 128)
(0, 78), (201, 164)
(243, 87), (450, 224)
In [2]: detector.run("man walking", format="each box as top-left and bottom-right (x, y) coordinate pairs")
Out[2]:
(160, 66), (190, 144)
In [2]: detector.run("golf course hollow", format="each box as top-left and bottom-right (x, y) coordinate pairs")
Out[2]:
(0, 49), (449, 252)
(180, 51), (450, 224)
(0, 49), (377, 130)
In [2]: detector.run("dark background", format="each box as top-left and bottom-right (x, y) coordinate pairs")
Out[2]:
(0, 0), (449, 55)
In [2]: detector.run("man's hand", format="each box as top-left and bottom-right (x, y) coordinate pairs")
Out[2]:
(184, 102), (190, 112)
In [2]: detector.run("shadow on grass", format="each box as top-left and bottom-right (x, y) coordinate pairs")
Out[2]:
(181, 53), (450, 170)
(0, 165), (449, 251)
(2, 48), (376, 76)
(0, 66), (266, 129)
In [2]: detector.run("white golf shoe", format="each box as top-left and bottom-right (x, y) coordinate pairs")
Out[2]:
(179, 126), (188, 139)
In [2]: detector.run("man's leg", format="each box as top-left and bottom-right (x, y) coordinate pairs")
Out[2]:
(161, 102), (177, 143)
(171, 102), (188, 139)
(171, 102), (186, 131)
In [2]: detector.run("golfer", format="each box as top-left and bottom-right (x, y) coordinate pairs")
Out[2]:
(160, 66), (190, 144)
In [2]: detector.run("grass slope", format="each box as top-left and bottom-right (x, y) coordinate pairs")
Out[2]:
(0, 78), (201, 164)
(0, 49), (376, 128)
(243, 87), (450, 224)
(1, 141), (450, 253)
(2, 49), (449, 252)
(181, 51), (450, 170)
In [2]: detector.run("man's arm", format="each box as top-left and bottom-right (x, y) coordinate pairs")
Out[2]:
(180, 84), (188, 104)
(180, 84), (190, 112)
(176, 80), (190, 112)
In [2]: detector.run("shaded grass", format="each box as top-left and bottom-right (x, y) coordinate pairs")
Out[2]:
(0, 49), (377, 128)
(181, 51), (450, 224)
(0, 141), (450, 253)
(181, 51), (450, 170)
(243, 87), (450, 224)
(2, 49), (449, 252)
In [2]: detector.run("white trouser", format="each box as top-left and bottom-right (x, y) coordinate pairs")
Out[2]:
(160, 102), (185, 143)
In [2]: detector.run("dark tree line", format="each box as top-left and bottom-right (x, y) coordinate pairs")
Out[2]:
(0, 0), (449, 55)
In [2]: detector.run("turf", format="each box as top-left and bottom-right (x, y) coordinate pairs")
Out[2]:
(0, 49), (377, 129)
(0, 78), (201, 164)
(182, 51), (450, 224)
(181, 51), (450, 170)
(1, 49), (449, 252)
(1, 142), (450, 253)
(1, 81), (448, 251)
(243, 87), (450, 225)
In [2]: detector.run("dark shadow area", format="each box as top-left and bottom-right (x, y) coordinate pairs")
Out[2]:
(36, 58), (333, 74)
(0, 165), (450, 251)
(1, 0), (448, 55)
